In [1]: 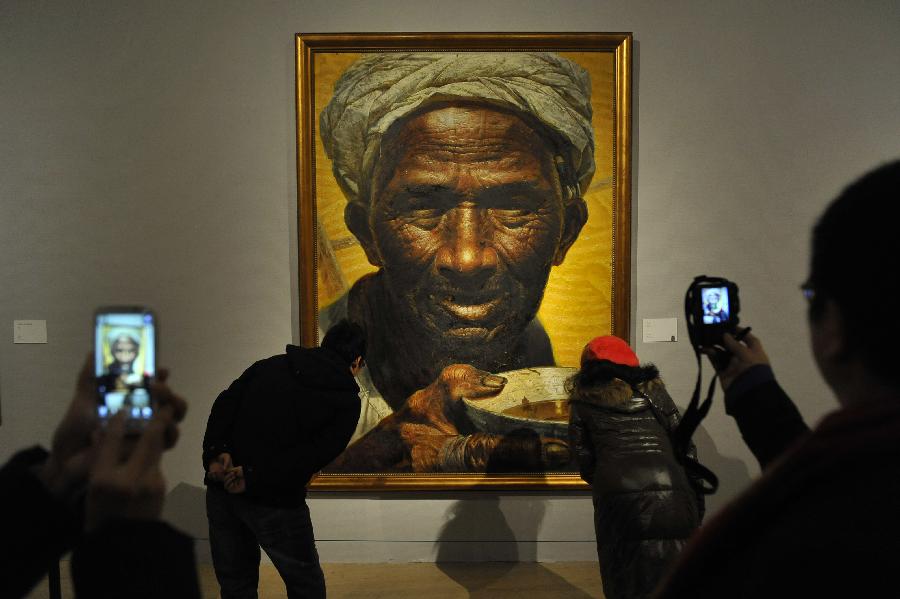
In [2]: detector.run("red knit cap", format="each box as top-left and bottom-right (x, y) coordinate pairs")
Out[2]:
(581, 335), (639, 367)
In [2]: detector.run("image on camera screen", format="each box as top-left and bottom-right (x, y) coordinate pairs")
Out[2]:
(95, 312), (155, 417)
(701, 286), (730, 324)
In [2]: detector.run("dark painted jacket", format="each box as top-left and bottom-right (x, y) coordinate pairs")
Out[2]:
(569, 378), (701, 599)
(202, 345), (360, 506)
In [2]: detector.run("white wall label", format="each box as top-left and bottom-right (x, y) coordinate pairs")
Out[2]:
(14, 320), (47, 344)
(643, 318), (677, 343)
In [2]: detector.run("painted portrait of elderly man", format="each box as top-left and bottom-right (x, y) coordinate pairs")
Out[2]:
(299, 39), (630, 479)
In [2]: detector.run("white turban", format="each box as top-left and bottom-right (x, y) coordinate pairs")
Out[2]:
(107, 328), (140, 348)
(319, 52), (595, 206)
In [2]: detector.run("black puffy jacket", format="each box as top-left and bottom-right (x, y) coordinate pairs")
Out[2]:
(569, 377), (701, 599)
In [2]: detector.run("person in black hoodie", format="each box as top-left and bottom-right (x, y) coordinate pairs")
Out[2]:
(568, 336), (702, 599)
(202, 319), (365, 599)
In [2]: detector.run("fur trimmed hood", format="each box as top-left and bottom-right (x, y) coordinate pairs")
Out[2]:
(568, 376), (666, 408)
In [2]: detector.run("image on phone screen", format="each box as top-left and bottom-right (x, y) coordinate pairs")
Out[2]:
(94, 310), (156, 420)
(701, 286), (730, 325)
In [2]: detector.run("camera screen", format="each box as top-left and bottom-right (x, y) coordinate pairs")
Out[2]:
(95, 311), (156, 419)
(701, 286), (730, 325)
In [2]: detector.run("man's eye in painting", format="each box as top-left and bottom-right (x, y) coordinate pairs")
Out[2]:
(490, 208), (535, 228)
(388, 191), (546, 230)
(488, 194), (544, 228)
(392, 199), (445, 229)
(389, 194), (451, 228)
(404, 209), (444, 229)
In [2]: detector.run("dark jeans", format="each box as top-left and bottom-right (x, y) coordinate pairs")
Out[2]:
(206, 486), (326, 599)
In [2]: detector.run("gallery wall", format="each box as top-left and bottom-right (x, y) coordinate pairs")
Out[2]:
(2, 0), (898, 562)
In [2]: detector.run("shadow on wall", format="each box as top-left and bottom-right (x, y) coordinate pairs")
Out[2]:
(693, 425), (753, 516)
(162, 483), (209, 549)
(434, 432), (594, 597)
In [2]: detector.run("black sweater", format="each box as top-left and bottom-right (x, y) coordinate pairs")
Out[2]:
(723, 364), (810, 468)
(202, 345), (360, 506)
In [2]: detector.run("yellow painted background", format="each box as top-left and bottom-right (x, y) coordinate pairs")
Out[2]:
(312, 51), (615, 367)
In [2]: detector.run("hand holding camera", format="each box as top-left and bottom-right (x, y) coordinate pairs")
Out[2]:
(711, 330), (770, 390)
(685, 276), (771, 390)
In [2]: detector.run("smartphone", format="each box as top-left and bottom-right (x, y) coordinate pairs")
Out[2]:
(94, 307), (157, 423)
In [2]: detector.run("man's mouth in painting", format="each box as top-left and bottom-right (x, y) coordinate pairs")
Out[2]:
(439, 295), (503, 321)
(418, 284), (511, 336)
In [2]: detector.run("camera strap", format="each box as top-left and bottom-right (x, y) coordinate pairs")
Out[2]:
(671, 278), (722, 495)
(631, 364), (719, 496)
(673, 351), (716, 458)
(674, 351), (720, 494)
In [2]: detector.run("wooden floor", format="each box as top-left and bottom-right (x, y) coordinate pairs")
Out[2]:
(29, 562), (604, 598)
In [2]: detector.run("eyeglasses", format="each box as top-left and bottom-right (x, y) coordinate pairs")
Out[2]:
(800, 283), (816, 302)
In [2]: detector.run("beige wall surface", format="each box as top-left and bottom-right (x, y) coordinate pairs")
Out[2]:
(2, 0), (899, 562)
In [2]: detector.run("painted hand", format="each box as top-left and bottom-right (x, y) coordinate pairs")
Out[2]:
(398, 364), (570, 472)
(327, 364), (570, 473)
(394, 364), (504, 471)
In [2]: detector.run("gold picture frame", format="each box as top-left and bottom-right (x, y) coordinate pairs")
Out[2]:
(297, 32), (632, 490)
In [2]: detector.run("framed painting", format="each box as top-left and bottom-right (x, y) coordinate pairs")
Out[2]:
(296, 32), (632, 490)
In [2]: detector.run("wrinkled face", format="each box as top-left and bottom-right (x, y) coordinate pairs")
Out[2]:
(358, 104), (582, 351)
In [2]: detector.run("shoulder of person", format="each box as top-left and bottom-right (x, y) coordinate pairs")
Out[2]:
(234, 353), (292, 386)
(252, 353), (289, 372)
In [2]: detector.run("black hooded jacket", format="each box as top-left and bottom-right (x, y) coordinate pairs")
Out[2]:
(202, 345), (360, 506)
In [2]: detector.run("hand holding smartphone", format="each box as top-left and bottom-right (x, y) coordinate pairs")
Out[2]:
(94, 307), (157, 428)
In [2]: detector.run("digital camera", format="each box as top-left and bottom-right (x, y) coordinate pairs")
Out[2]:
(685, 276), (740, 350)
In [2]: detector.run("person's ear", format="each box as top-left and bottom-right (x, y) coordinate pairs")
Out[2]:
(553, 197), (588, 265)
(810, 299), (846, 363)
(345, 202), (382, 267)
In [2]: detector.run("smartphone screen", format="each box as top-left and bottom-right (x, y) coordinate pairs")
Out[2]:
(94, 308), (156, 420)
(701, 286), (730, 325)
